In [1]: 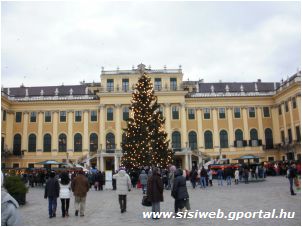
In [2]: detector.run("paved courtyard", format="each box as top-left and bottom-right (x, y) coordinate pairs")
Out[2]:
(19, 176), (300, 226)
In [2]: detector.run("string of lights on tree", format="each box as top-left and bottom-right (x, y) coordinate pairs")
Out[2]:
(121, 71), (173, 170)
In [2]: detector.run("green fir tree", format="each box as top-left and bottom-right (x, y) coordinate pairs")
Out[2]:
(121, 67), (173, 170)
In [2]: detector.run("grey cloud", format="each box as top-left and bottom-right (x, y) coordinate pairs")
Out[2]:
(1, 1), (300, 87)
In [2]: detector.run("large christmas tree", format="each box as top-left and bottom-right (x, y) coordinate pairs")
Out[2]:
(121, 66), (173, 170)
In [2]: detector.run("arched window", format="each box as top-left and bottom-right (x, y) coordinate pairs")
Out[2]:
(250, 129), (258, 140)
(265, 128), (274, 149)
(204, 131), (213, 149)
(188, 131), (197, 150)
(234, 129), (243, 147)
(13, 134), (22, 155)
(28, 134), (36, 152)
(235, 129), (243, 141)
(74, 133), (82, 152)
(220, 130), (228, 148)
(250, 129), (258, 146)
(172, 131), (181, 151)
(106, 133), (115, 152)
(90, 133), (98, 152)
(43, 134), (51, 152)
(58, 134), (67, 152)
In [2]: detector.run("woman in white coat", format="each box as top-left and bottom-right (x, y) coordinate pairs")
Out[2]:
(59, 172), (71, 217)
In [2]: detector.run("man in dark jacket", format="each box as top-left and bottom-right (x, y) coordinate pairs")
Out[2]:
(199, 167), (207, 188)
(71, 171), (90, 216)
(190, 168), (198, 189)
(172, 169), (189, 213)
(288, 163), (297, 195)
(44, 171), (60, 218)
(147, 168), (163, 219)
(225, 168), (233, 186)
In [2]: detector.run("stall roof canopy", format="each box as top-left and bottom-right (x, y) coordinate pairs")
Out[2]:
(35, 160), (64, 165)
(233, 155), (262, 160)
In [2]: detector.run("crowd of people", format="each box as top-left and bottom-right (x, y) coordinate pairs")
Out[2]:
(1, 160), (301, 224)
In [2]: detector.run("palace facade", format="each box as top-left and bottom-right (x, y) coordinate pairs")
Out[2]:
(1, 64), (301, 171)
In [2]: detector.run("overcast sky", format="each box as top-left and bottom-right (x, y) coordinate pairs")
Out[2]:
(1, 1), (301, 87)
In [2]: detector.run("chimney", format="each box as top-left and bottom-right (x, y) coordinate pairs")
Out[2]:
(257, 79), (261, 83)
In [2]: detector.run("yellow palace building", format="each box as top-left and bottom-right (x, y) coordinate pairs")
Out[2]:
(1, 64), (301, 171)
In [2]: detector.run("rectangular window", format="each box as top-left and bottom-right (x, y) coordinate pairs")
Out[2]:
(204, 108), (211, 119)
(285, 101), (289, 112)
(288, 129), (292, 144)
(281, 131), (285, 143)
(248, 107), (255, 118)
(154, 78), (162, 91)
(60, 111), (66, 122)
(268, 157), (274, 162)
(30, 112), (36, 122)
(188, 108), (195, 120)
(75, 111), (82, 122)
(13, 163), (19, 168)
(292, 97), (297, 109)
(170, 78), (177, 91)
(219, 108), (225, 119)
(278, 105), (282, 115)
(123, 107), (129, 121)
(234, 107), (241, 118)
(263, 107), (270, 117)
(122, 79), (129, 92)
(16, 112), (22, 123)
(172, 106), (179, 120)
(296, 126), (301, 142)
(107, 79), (114, 92)
(158, 106), (163, 119)
(91, 110), (97, 122)
(28, 163), (34, 168)
(45, 111), (51, 122)
(2, 110), (6, 121)
(107, 108), (113, 121)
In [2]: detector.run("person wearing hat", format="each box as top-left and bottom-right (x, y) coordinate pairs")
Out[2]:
(113, 167), (131, 213)
(1, 172), (21, 225)
(44, 171), (60, 218)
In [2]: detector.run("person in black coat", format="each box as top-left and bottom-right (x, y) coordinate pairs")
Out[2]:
(147, 168), (164, 219)
(44, 171), (60, 218)
(288, 163), (297, 195)
(172, 168), (189, 213)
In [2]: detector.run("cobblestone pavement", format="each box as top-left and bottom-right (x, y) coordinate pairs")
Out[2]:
(19, 176), (300, 226)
